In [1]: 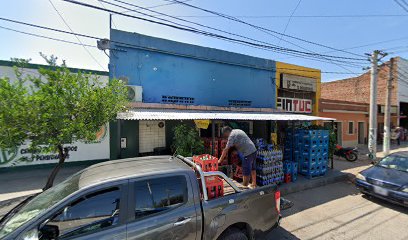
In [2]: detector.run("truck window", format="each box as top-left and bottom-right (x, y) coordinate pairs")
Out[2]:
(40, 187), (120, 239)
(134, 176), (187, 219)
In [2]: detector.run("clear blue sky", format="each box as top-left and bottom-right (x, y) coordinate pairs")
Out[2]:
(1, 0), (407, 81)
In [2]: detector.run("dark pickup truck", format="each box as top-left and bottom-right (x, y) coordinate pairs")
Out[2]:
(0, 155), (281, 240)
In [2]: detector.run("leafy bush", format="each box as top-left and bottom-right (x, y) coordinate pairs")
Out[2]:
(172, 124), (204, 157)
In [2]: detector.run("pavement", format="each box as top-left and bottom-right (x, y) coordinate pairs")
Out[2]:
(265, 181), (408, 240)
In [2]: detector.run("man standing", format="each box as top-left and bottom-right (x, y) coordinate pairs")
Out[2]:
(219, 126), (257, 188)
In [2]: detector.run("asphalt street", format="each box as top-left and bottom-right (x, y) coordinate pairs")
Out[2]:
(267, 181), (408, 240)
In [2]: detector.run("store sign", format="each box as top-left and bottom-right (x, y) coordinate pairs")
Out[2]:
(194, 120), (210, 129)
(277, 97), (312, 113)
(0, 125), (110, 168)
(282, 74), (317, 92)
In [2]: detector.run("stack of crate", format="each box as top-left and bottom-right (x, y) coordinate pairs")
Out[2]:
(193, 154), (224, 199)
(296, 130), (329, 179)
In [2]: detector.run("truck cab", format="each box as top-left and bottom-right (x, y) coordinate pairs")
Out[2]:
(0, 156), (280, 240)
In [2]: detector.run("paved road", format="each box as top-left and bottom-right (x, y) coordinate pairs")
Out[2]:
(266, 182), (408, 240)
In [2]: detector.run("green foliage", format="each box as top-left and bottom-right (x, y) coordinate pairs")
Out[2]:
(172, 124), (204, 157)
(0, 55), (128, 153)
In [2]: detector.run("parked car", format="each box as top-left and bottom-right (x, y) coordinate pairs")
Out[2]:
(355, 151), (408, 207)
(0, 155), (281, 240)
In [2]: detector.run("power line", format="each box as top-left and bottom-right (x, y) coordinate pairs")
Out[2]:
(162, 0), (366, 58)
(157, 0), (365, 74)
(0, 25), (96, 48)
(102, 0), (366, 71)
(278, 0), (302, 46)
(0, 18), (364, 76)
(102, 0), (365, 73)
(97, 0), (118, 29)
(48, 0), (106, 70)
(394, 0), (408, 12)
(64, 0), (367, 64)
(167, 14), (408, 19)
(145, 0), (192, 9)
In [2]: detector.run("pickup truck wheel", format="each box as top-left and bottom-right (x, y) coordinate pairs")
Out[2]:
(219, 227), (248, 240)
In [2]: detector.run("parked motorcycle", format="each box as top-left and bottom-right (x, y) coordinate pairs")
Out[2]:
(334, 145), (358, 162)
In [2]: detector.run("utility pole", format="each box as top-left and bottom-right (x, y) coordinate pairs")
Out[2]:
(368, 50), (379, 160)
(383, 58), (394, 155)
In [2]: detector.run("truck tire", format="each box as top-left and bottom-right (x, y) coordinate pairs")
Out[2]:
(219, 227), (248, 240)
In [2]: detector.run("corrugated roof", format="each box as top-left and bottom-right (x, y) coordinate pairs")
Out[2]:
(117, 109), (335, 121)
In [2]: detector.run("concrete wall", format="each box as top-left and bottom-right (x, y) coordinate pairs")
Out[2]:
(109, 30), (277, 108)
(397, 57), (408, 103)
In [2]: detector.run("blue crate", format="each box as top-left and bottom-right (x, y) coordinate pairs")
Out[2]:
(290, 162), (298, 174)
(302, 145), (319, 155)
(292, 172), (298, 182)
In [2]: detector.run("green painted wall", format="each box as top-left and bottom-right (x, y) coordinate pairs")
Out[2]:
(110, 120), (140, 159)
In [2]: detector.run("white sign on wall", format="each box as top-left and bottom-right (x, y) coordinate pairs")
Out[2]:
(0, 64), (110, 167)
(282, 74), (317, 92)
(277, 97), (313, 113)
(0, 124), (110, 168)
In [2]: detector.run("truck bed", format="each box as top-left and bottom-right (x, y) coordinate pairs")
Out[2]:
(223, 179), (248, 195)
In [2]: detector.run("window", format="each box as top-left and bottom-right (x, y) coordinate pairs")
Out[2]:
(41, 187), (120, 239)
(348, 121), (354, 134)
(134, 176), (187, 219)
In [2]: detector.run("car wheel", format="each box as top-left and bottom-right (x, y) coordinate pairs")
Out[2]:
(219, 227), (248, 240)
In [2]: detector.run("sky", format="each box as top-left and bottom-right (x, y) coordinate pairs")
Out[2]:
(0, 0), (408, 81)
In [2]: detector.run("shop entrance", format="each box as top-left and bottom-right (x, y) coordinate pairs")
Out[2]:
(334, 122), (342, 145)
(139, 120), (166, 155)
(358, 122), (365, 144)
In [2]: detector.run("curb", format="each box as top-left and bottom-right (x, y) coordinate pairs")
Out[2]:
(280, 171), (354, 195)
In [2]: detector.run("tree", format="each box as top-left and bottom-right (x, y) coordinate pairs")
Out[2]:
(0, 55), (128, 190)
(171, 124), (204, 157)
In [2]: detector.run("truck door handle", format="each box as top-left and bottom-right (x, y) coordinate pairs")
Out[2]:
(174, 217), (192, 226)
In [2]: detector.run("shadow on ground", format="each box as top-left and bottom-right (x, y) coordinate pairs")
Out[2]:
(282, 181), (360, 218)
(362, 194), (408, 214)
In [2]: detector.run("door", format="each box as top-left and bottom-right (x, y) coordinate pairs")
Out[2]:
(36, 184), (127, 240)
(358, 122), (365, 144)
(126, 174), (198, 240)
(139, 120), (166, 155)
(334, 122), (342, 145)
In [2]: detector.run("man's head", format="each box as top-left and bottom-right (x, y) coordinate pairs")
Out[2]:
(222, 126), (232, 138)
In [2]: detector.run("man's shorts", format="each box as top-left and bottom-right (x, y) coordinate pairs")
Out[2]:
(242, 151), (257, 176)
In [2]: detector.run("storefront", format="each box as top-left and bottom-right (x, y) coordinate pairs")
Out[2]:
(275, 62), (321, 116)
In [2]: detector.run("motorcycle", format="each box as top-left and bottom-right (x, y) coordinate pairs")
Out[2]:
(334, 144), (358, 162)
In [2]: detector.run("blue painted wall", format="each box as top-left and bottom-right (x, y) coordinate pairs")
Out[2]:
(109, 29), (276, 108)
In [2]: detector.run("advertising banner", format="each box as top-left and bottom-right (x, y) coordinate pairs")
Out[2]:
(282, 73), (317, 92)
(0, 124), (110, 168)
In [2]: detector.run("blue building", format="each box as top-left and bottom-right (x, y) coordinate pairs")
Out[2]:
(109, 29), (277, 108)
(109, 29), (278, 158)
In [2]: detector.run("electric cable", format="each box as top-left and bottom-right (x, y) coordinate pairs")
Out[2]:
(0, 17), (364, 75)
(48, 0), (106, 70)
(162, 0), (366, 58)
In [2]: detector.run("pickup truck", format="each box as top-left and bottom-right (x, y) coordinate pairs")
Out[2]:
(0, 155), (281, 240)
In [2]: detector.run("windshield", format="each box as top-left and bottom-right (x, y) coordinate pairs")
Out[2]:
(0, 173), (81, 238)
(378, 155), (408, 173)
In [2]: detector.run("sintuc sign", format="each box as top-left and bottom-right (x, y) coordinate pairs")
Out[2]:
(277, 97), (312, 113)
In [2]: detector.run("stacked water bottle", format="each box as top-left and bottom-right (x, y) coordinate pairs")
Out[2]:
(256, 148), (284, 186)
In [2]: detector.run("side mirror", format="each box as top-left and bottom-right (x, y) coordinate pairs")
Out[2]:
(40, 225), (59, 240)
